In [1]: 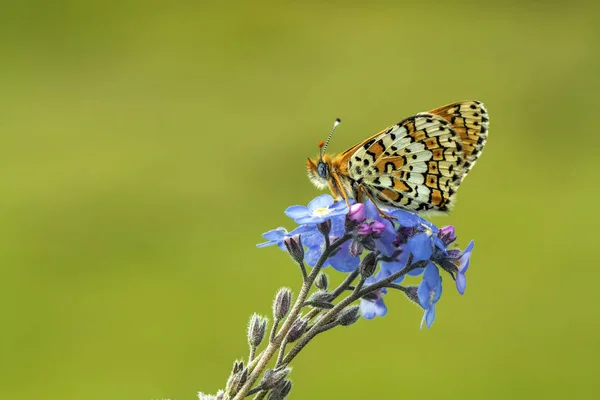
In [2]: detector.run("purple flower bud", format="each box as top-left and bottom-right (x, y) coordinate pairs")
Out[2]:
(283, 235), (304, 264)
(438, 225), (457, 246)
(225, 363), (248, 397)
(317, 219), (331, 237)
(247, 314), (267, 348)
(337, 305), (361, 326)
(287, 317), (308, 342)
(348, 203), (366, 222)
(402, 286), (420, 305)
(359, 251), (378, 278)
(269, 379), (292, 400)
(273, 288), (292, 320)
(314, 272), (329, 290)
(371, 220), (386, 237)
(306, 290), (334, 309)
(356, 223), (372, 236)
(261, 367), (291, 390)
(349, 239), (364, 257)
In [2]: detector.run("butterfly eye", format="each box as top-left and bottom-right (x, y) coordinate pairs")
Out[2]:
(317, 161), (329, 179)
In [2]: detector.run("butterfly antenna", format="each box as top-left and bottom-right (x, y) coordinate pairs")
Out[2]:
(320, 118), (341, 159)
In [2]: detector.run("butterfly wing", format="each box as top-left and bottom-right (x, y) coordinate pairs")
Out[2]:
(427, 100), (489, 175)
(344, 101), (488, 214)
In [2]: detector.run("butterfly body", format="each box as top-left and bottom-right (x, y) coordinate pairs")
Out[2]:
(306, 101), (489, 214)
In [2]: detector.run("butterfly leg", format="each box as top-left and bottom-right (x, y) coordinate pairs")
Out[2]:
(356, 184), (397, 221)
(331, 172), (353, 209)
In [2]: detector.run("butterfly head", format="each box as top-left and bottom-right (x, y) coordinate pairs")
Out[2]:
(306, 153), (331, 190)
(306, 118), (341, 190)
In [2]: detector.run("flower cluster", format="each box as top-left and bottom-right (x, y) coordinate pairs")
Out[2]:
(258, 194), (475, 329)
(199, 194), (478, 400)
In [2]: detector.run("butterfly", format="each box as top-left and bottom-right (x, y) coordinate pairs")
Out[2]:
(306, 101), (489, 216)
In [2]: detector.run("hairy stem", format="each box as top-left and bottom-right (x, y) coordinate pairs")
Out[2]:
(297, 261), (307, 282)
(269, 319), (280, 344)
(282, 254), (420, 365)
(232, 233), (353, 400)
(253, 390), (267, 400)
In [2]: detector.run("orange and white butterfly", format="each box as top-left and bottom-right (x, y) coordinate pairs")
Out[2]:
(306, 101), (488, 215)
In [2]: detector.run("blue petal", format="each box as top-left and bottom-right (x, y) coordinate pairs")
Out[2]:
(256, 240), (276, 248)
(330, 201), (349, 213)
(284, 205), (309, 220)
(360, 298), (378, 320)
(433, 274), (443, 303)
(363, 199), (380, 220)
(304, 246), (321, 266)
(456, 272), (466, 295)
(458, 240), (475, 273)
(408, 267), (425, 276)
(262, 227), (287, 241)
(417, 279), (430, 309)
(307, 194), (334, 210)
(425, 304), (436, 328)
(408, 233), (433, 261)
(374, 297), (388, 317)
(423, 262), (440, 289)
(364, 276), (377, 286)
(301, 229), (324, 248)
(257, 228), (287, 248)
(290, 224), (315, 235)
(329, 215), (346, 237)
(390, 209), (423, 227)
(296, 214), (327, 224)
(432, 237), (447, 253)
(329, 241), (360, 272)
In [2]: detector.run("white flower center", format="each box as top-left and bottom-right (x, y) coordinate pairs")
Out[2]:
(312, 207), (331, 217)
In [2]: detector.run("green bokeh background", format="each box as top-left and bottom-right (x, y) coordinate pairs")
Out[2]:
(1, 1), (599, 399)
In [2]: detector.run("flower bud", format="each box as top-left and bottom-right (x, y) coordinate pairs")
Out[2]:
(317, 219), (331, 237)
(261, 367), (291, 390)
(232, 359), (244, 374)
(371, 220), (386, 237)
(346, 203), (366, 230)
(337, 306), (360, 326)
(402, 285), (420, 305)
(287, 317), (308, 342)
(349, 239), (364, 257)
(356, 223), (372, 236)
(359, 251), (378, 278)
(438, 225), (457, 246)
(306, 290), (334, 309)
(337, 305), (360, 326)
(314, 272), (329, 290)
(248, 314), (267, 348)
(283, 235), (304, 264)
(267, 379), (292, 400)
(225, 365), (248, 397)
(273, 288), (292, 320)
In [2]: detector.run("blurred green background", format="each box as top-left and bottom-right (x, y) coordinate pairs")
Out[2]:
(1, 1), (599, 399)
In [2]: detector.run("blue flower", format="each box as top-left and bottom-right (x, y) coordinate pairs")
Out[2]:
(363, 200), (396, 257)
(359, 272), (390, 319)
(258, 195), (477, 328)
(390, 208), (438, 231)
(417, 263), (442, 329)
(456, 240), (474, 295)
(301, 214), (360, 272)
(257, 225), (313, 249)
(285, 194), (348, 224)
